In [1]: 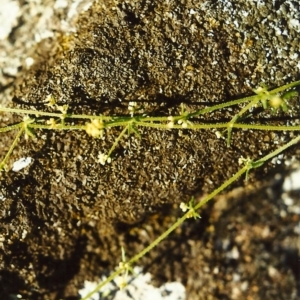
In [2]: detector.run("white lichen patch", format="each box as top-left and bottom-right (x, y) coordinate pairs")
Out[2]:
(0, 0), (20, 40)
(12, 157), (33, 172)
(283, 169), (300, 192)
(78, 266), (186, 300)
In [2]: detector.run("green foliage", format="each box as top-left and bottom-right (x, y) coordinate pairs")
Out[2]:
(1, 81), (300, 299)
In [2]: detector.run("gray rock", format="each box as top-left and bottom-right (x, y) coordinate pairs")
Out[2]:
(0, 0), (299, 298)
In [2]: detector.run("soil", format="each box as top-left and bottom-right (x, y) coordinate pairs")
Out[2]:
(0, 0), (299, 299)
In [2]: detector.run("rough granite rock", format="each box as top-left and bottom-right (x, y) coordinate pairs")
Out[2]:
(0, 0), (299, 299)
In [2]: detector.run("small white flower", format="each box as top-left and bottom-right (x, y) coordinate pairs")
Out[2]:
(45, 94), (56, 106)
(128, 102), (137, 116)
(128, 102), (137, 110)
(181, 121), (188, 128)
(85, 119), (104, 138)
(23, 115), (34, 124)
(56, 104), (68, 115)
(238, 156), (245, 165)
(167, 121), (174, 129)
(46, 118), (57, 128)
(269, 95), (283, 108)
(238, 156), (251, 165)
(97, 153), (111, 165)
(180, 202), (188, 212)
(178, 119), (191, 128)
(215, 131), (222, 139)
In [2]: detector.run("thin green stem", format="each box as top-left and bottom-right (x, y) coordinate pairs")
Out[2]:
(190, 95), (260, 117)
(80, 268), (124, 300)
(255, 135), (300, 164)
(0, 122), (23, 132)
(1, 81), (299, 124)
(2, 119), (299, 134)
(107, 125), (130, 159)
(230, 123), (300, 131)
(66, 114), (112, 121)
(27, 121), (300, 132)
(190, 80), (300, 117)
(28, 123), (85, 131)
(0, 106), (114, 121)
(269, 80), (300, 94)
(104, 120), (133, 128)
(135, 121), (300, 131)
(0, 107), (66, 118)
(0, 127), (24, 170)
(195, 165), (248, 210)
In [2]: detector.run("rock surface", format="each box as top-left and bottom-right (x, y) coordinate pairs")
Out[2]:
(0, 0), (299, 299)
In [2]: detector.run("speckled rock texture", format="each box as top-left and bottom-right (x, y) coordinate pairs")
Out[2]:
(0, 0), (299, 299)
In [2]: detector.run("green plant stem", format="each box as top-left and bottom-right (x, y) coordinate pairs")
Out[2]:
(107, 125), (129, 158)
(0, 107), (113, 121)
(191, 95), (261, 116)
(0, 122), (23, 132)
(195, 166), (249, 210)
(25, 122), (300, 132)
(80, 268), (124, 300)
(270, 80), (300, 94)
(2, 81), (299, 125)
(135, 122), (300, 131)
(0, 107), (67, 118)
(227, 123), (300, 131)
(0, 127), (24, 170)
(255, 135), (300, 163)
(29, 124), (85, 131)
(191, 80), (300, 117)
(196, 134), (300, 208)
(1, 120), (297, 133)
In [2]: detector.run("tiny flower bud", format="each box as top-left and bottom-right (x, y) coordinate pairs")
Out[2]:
(182, 121), (188, 128)
(98, 153), (111, 165)
(45, 94), (56, 106)
(85, 119), (104, 138)
(167, 121), (174, 129)
(269, 95), (283, 108)
(215, 131), (222, 139)
(180, 202), (188, 212)
(46, 118), (56, 128)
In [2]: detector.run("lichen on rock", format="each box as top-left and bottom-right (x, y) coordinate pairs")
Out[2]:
(0, 0), (299, 298)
